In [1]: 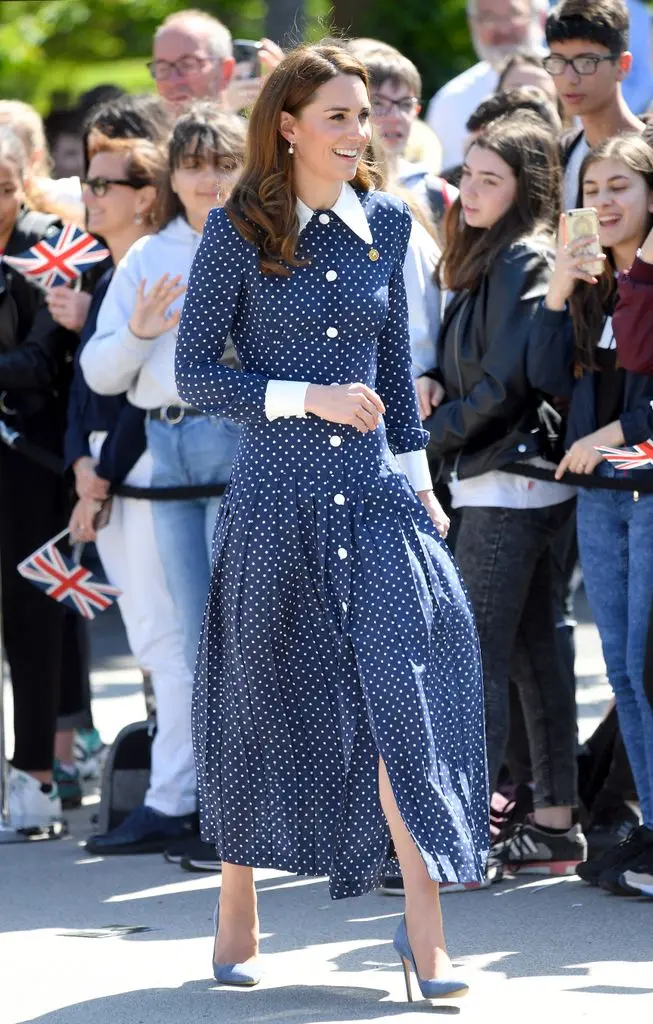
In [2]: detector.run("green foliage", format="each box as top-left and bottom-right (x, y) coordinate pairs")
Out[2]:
(331, 0), (473, 101)
(0, 0), (473, 113)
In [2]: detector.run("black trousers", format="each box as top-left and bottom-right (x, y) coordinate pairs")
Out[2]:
(0, 438), (87, 770)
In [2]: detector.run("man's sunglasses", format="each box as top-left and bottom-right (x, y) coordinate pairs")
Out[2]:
(83, 177), (150, 197)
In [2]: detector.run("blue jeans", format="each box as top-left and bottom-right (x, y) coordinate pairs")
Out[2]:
(147, 414), (241, 674)
(577, 465), (653, 827)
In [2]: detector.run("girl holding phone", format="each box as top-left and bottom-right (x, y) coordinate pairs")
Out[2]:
(529, 132), (653, 893)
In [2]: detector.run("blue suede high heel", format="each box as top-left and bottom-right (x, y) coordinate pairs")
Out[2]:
(212, 904), (262, 987)
(393, 916), (469, 1002)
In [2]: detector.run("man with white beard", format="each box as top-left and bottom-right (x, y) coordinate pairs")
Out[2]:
(425, 0), (549, 171)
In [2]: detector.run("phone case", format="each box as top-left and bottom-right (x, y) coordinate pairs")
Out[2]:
(565, 208), (604, 276)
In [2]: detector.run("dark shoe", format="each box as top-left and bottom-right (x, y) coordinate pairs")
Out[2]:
(490, 783), (534, 841)
(577, 825), (653, 887)
(585, 804), (640, 859)
(53, 760), (82, 810)
(380, 861), (500, 896)
(180, 838), (221, 873)
(619, 848), (653, 897)
(598, 827), (653, 895)
(492, 816), (587, 875)
(85, 805), (196, 856)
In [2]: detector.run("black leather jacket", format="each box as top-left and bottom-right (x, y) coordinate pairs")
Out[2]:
(425, 237), (561, 481)
(0, 208), (79, 447)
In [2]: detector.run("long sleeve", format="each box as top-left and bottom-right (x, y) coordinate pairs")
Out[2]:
(612, 256), (653, 374)
(427, 245), (553, 456)
(175, 208), (271, 424)
(375, 204), (430, 458)
(527, 304), (575, 398)
(404, 220), (441, 378)
(80, 246), (158, 396)
(64, 365), (90, 470)
(0, 301), (69, 391)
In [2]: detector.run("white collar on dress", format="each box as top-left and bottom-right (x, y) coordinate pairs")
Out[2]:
(295, 182), (373, 244)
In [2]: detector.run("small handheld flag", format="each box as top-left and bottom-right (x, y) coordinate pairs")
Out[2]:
(595, 440), (653, 471)
(18, 529), (121, 620)
(3, 224), (110, 289)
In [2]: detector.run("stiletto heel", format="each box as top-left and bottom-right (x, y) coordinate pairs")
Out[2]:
(400, 955), (414, 1002)
(212, 903), (262, 987)
(393, 915), (469, 1002)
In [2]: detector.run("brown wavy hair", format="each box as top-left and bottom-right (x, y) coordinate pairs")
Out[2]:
(440, 111), (560, 292)
(571, 133), (653, 373)
(226, 44), (382, 276)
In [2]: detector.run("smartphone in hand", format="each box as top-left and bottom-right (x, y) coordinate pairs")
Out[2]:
(565, 207), (605, 277)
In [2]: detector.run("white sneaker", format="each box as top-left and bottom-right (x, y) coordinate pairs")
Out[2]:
(7, 766), (63, 829)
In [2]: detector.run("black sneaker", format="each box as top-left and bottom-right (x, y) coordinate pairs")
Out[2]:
(379, 862), (500, 896)
(618, 847), (653, 897)
(577, 825), (653, 887)
(598, 827), (653, 895)
(585, 804), (640, 859)
(179, 838), (221, 873)
(492, 816), (587, 875)
(85, 805), (196, 856)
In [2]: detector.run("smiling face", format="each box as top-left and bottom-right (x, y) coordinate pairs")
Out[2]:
(460, 142), (517, 229)
(547, 39), (629, 118)
(171, 145), (242, 230)
(280, 74), (372, 187)
(582, 156), (653, 256)
(83, 151), (154, 241)
(369, 78), (419, 156)
(153, 23), (234, 109)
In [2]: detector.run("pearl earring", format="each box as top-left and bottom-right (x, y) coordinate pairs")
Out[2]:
(288, 142), (295, 155)
(134, 213), (143, 225)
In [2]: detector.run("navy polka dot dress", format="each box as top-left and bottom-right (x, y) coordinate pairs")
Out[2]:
(175, 188), (489, 899)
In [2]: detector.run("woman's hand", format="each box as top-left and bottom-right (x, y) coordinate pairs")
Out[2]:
(73, 456), (110, 501)
(46, 286), (92, 333)
(546, 213), (606, 311)
(69, 497), (102, 544)
(417, 489), (450, 539)
(129, 274), (186, 340)
(415, 376), (445, 420)
(555, 422), (624, 479)
(305, 383), (385, 433)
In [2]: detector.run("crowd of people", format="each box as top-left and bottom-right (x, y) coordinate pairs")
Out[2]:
(2, 0), (653, 999)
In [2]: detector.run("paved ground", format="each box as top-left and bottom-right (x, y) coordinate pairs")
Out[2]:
(2, 597), (653, 1024)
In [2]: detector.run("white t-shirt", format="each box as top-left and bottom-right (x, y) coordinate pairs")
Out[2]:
(425, 62), (497, 171)
(563, 134), (590, 212)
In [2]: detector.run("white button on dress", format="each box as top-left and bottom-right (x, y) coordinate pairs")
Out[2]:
(334, 494), (345, 505)
(326, 327), (338, 338)
(326, 270), (338, 282)
(330, 435), (342, 447)
(338, 547), (348, 560)
(319, 213), (330, 224)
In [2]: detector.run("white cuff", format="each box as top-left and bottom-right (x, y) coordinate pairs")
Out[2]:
(396, 449), (432, 492)
(265, 380), (310, 421)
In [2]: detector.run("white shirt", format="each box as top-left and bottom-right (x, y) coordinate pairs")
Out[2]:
(265, 183), (432, 493)
(449, 459), (576, 510)
(424, 62), (497, 171)
(563, 134), (590, 212)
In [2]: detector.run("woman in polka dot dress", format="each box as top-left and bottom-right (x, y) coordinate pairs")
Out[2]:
(175, 45), (489, 1002)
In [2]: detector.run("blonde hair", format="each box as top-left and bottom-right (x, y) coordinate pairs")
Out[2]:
(0, 100), (51, 177)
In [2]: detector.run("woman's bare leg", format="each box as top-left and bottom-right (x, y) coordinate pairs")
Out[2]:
(213, 862), (259, 965)
(379, 759), (452, 981)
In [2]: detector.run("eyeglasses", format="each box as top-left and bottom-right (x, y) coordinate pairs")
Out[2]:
(370, 95), (419, 116)
(146, 55), (217, 81)
(83, 177), (149, 197)
(543, 53), (620, 76)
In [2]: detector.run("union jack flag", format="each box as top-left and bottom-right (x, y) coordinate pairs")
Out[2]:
(595, 440), (653, 470)
(18, 533), (121, 620)
(3, 224), (110, 289)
